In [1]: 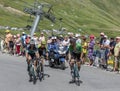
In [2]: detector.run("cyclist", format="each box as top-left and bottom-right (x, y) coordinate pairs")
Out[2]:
(69, 38), (82, 82)
(69, 38), (82, 71)
(26, 39), (39, 82)
(38, 41), (46, 57)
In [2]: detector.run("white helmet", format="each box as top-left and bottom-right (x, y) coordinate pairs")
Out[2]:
(54, 36), (57, 39)
(51, 37), (55, 40)
(30, 39), (35, 45)
(75, 34), (81, 37)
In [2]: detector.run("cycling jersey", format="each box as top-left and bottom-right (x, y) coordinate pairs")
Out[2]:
(26, 45), (38, 59)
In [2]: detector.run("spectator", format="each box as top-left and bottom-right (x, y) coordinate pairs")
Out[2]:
(99, 33), (106, 69)
(0, 38), (4, 53)
(16, 34), (21, 55)
(102, 35), (110, 69)
(33, 33), (39, 46)
(5, 30), (13, 52)
(62, 35), (70, 47)
(81, 36), (88, 64)
(114, 37), (120, 72)
(88, 35), (95, 65)
(75, 34), (81, 44)
(109, 38), (116, 56)
(99, 32), (105, 45)
(39, 32), (45, 44)
(21, 32), (27, 56)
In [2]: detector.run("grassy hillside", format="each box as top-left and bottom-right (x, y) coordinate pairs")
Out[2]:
(0, 0), (120, 37)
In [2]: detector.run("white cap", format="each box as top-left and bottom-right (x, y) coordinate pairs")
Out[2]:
(104, 35), (108, 38)
(68, 32), (71, 35)
(47, 39), (52, 43)
(100, 32), (104, 36)
(22, 32), (25, 34)
(14, 35), (17, 38)
(54, 36), (57, 39)
(60, 35), (63, 37)
(116, 37), (120, 39)
(51, 37), (55, 40)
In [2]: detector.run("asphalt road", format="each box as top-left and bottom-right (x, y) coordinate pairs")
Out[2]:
(0, 52), (120, 91)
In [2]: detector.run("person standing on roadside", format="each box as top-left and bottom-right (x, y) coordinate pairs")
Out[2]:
(114, 37), (120, 72)
(33, 33), (39, 47)
(88, 35), (95, 66)
(16, 34), (21, 55)
(99, 32), (106, 68)
(39, 32), (45, 44)
(5, 30), (13, 53)
(0, 37), (5, 53)
(102, 35), (110, 69)
(21, 32), (27, 56)
(109, 38), (116, 57)
(81, 36), (88, 64)
(108, 38), (116, 62)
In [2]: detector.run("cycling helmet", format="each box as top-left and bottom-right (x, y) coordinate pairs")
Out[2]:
(30, 39), (35, 45)
(52, 36), (56, 40)
(51, 36), (55, 40)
